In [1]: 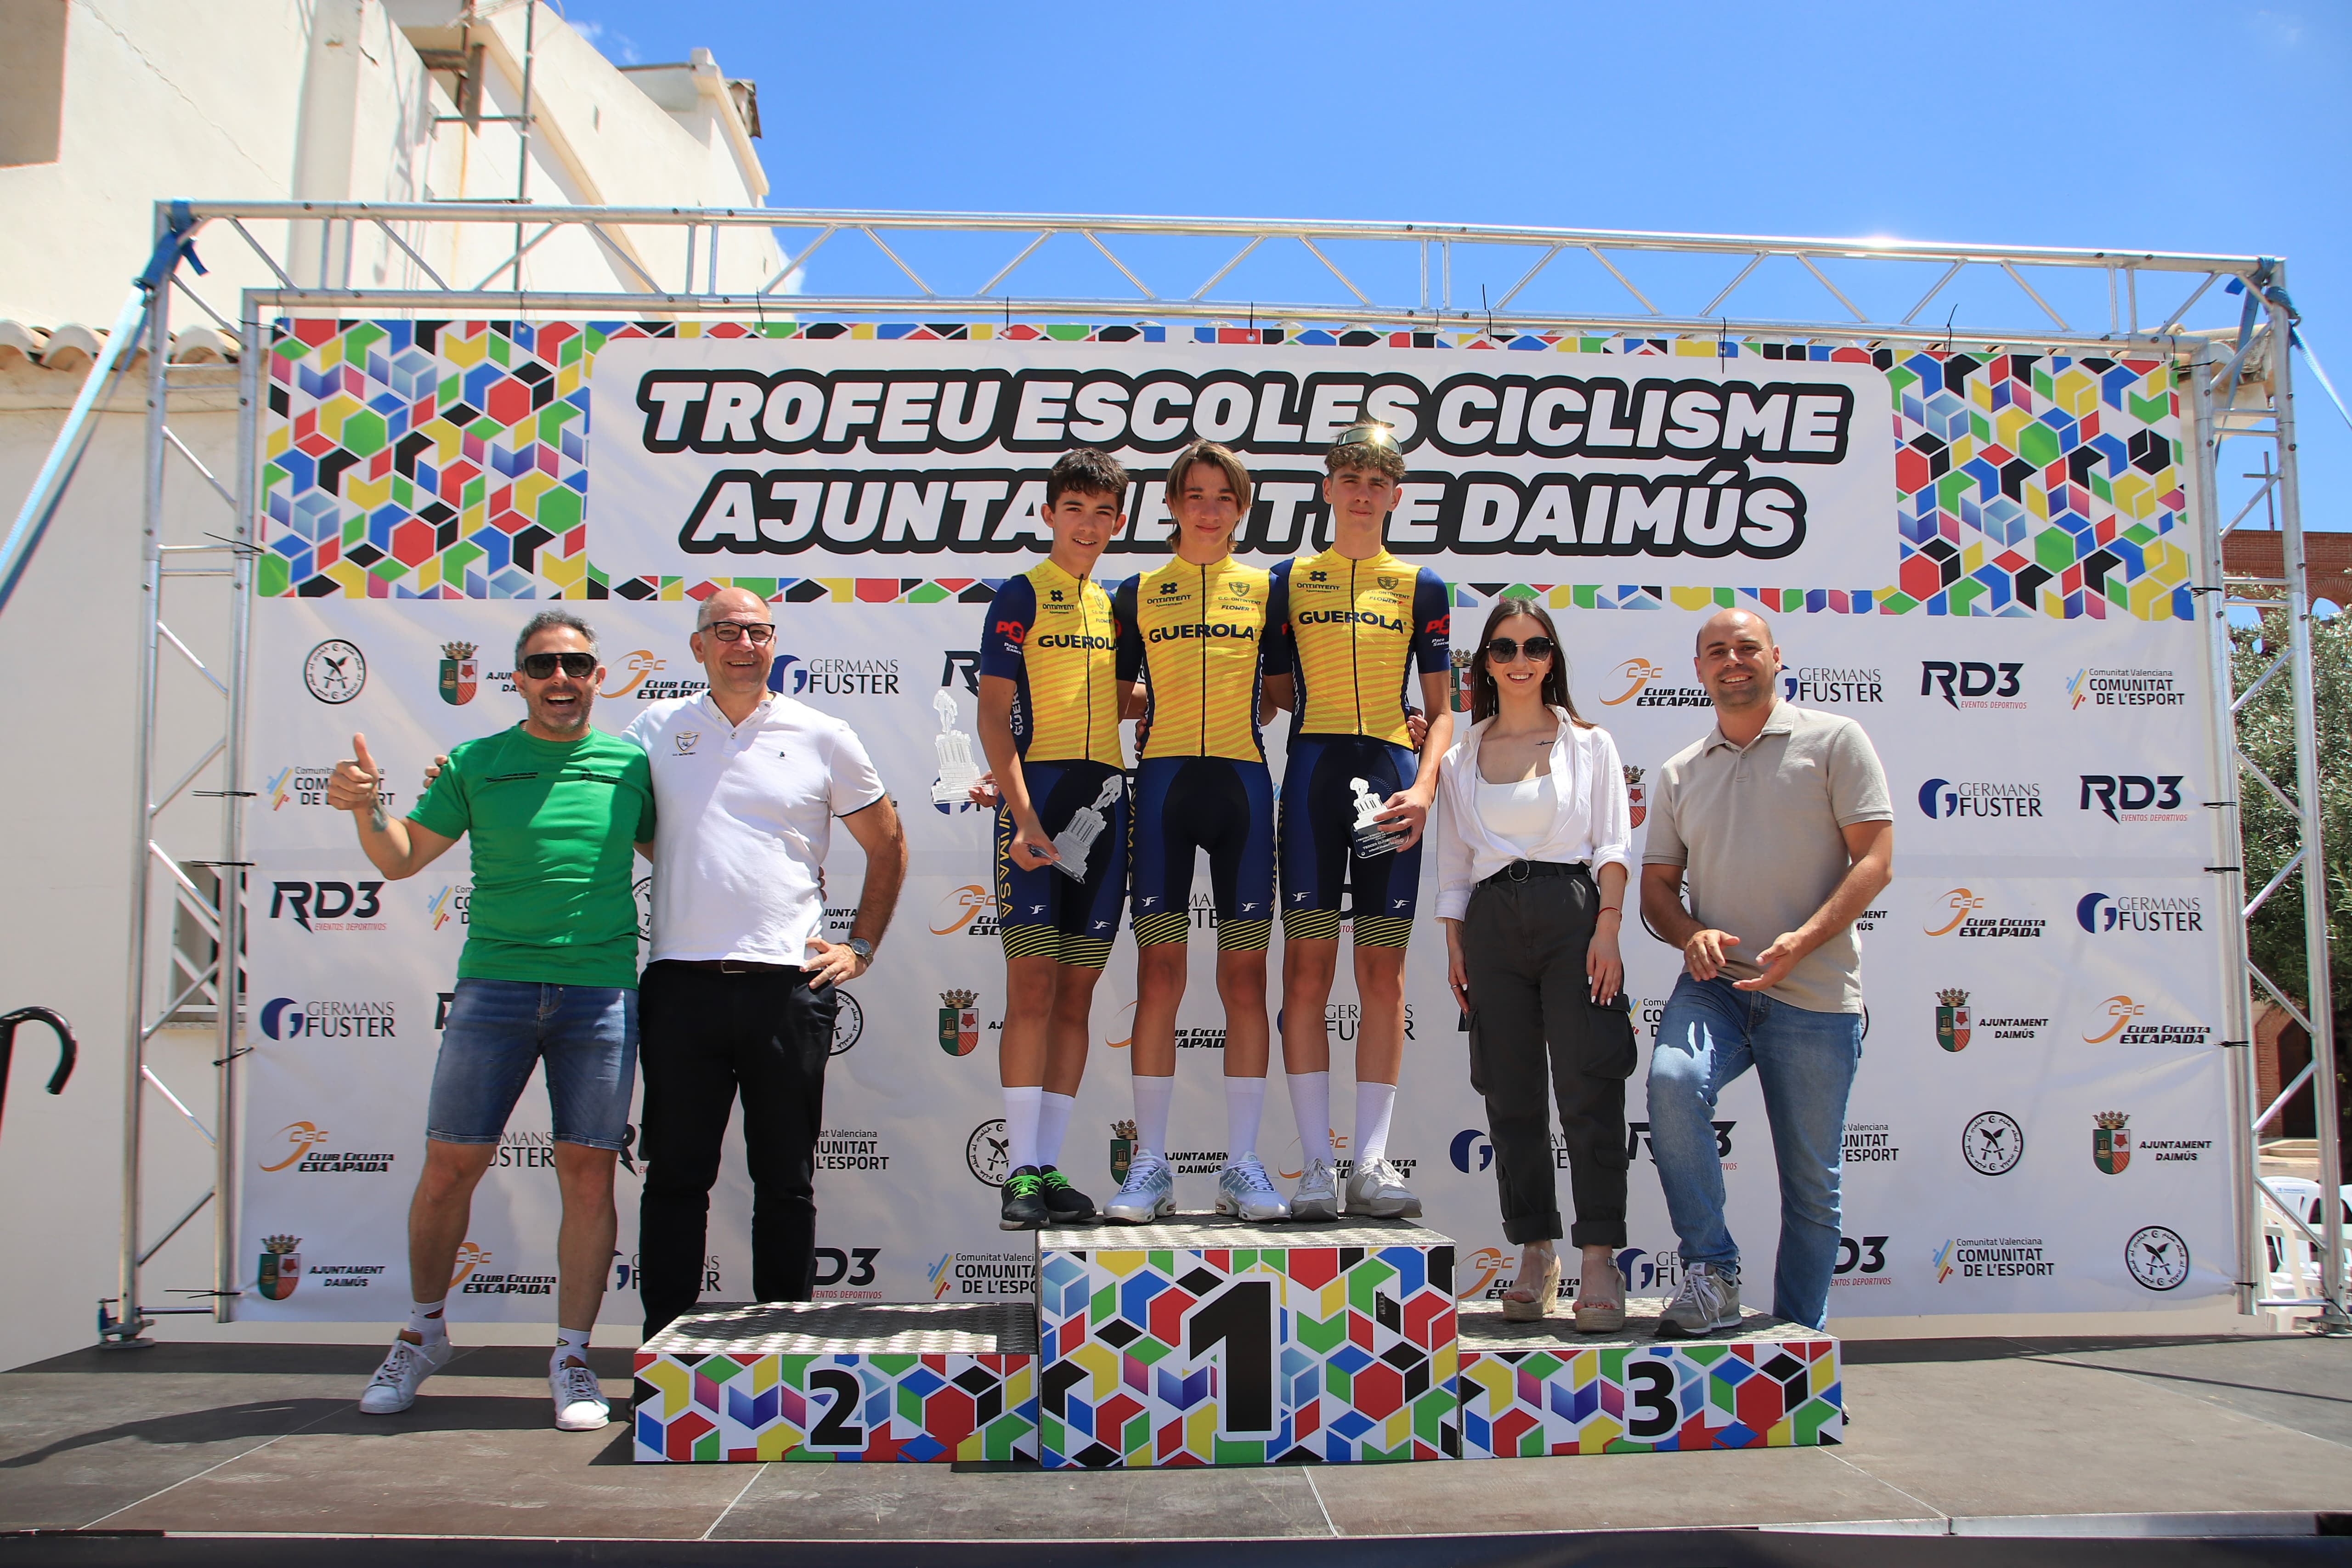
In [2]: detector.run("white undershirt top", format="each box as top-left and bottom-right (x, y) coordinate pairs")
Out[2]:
(622, 692), (886, 965)
(1476, 771), (1556, 851)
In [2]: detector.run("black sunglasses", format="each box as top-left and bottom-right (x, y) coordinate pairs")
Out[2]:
(518, 651), (598, 679)
(1484, 635), (1555, 664)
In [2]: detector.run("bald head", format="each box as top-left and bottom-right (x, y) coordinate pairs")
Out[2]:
(1695, 608), (1774, 657)
(697, 586), (768, 631)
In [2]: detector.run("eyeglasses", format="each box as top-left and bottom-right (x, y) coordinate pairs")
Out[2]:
(705, 622), (776, 644)
(1485, 635), (1555, 664)
(517, 651), (598, 679)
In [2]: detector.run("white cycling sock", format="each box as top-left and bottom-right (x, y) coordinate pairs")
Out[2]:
(553, 1325), (590, 1367)
(1355, 1080), (1397, 1167)
(1002, 1085), (1043, 1172)
(1131, 1075), (1174, 1161)
(1225, 1076), (1267, 1160)
(407, 1298), (447, 1343)
(1288, 1071), (1334, 1165)
(1037, 1090), (1077, 1170)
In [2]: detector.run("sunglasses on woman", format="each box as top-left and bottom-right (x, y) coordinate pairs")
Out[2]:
(517, 651), (598, 679)
(1484, 635), (1555, 664)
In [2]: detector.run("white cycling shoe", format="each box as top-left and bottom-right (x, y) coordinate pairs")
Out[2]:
(1289, 1157), (1340, 1223)
(1216, 1154), (1291, 1222)
(1104, 1151), (1175, 1223)
(358, 1334), (453, 1415)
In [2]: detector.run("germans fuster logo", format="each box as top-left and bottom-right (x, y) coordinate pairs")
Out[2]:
(2126, 1224), (2189, 1291)
(938, 990), (979, 1056)
(438, 641), (478, 706)
(2094, 1112), (2132, 1175)
(1962, 1110), (2024, 1175)
(1936, 988), (1971, 1052)
(304, 639), (365, 704)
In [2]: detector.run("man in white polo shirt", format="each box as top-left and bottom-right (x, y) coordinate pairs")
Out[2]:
(625, 586), (908, 1336)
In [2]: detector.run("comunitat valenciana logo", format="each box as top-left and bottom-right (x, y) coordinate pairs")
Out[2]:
(1600, 657), (1710, 708)
(426, 882), (471, 931)
(2067, 667), (2186, 710)
(266, 763), (390, 814)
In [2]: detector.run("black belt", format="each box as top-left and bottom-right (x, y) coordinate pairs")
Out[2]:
(659, 958), (802, 975)
(1477, 859), (1591, 889)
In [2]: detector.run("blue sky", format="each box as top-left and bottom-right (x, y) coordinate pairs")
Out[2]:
(565, 0), (2351, 536)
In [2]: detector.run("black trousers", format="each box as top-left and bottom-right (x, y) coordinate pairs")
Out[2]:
(1462, 868), (1636, 1248)
(638, 961), (836, 1336)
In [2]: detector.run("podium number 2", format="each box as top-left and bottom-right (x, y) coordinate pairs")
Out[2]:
(1624, 1359), (1678, 1440)
(806, 1367), (866, 1449)
(1186, 1278), (1278, 1438)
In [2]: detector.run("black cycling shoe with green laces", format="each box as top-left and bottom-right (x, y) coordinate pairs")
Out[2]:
(999, 1165), (1050, 1230)
(1036, 1165), (1097, 1223)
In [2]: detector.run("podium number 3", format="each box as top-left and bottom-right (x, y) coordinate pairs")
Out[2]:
(1624, 1359), (1679, 1440)
(807, 1367), (867, 1449)
(1186, 1278), (1279, 1438)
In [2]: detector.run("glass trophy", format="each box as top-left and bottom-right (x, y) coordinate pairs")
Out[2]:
(1350, 776), (1408, 858)
(1050, 777), (1123, 880)
(929, 689), (980, 805)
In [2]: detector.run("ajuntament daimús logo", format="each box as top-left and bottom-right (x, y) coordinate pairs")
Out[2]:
(1623, 764), (1646, 827)
(938, 990), (981, 1056)
(2093, 1112), (2132, 1175)
(1935, 989), (1971, 1052)
(1962, 1110), (2025, 1175)
(304, 639), (365, 704)
(1108, 1119), (1136, 1185)
(2076, 891), (2204, 935)
(437, 641), (479, 706)
(2068, 667), (2185, 710)
(2125, 1225), (2190, 1291)
(257, 1234), (302, 1300)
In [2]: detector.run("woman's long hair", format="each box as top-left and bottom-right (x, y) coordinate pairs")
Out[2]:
(1469, 599), (1586, 726)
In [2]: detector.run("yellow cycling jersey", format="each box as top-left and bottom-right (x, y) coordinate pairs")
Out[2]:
(1112, 557), (1270, 762)
(978, 558), (1125, 766)
(1263, 547), (1452, 747)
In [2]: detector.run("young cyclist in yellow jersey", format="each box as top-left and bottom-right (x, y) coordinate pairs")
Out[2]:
(1103, 442), (1286, 1224)
(1262, 422), (1453, 1221)
(977, 449), (1130, 1230)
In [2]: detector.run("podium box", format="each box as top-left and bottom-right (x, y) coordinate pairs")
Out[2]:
(1455, 1299), (1842, 1457)
(1036, 1216), (1460, 1467)
(633, 1301), (1037, 1463)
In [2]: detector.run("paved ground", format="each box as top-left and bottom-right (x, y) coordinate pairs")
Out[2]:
(0, 1333), (2346, 1540)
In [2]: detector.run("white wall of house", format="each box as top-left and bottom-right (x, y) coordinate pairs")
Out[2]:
(0, 0), (780, 1372)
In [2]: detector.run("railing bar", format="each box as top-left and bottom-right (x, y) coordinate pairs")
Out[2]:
(371, 216), (450, 291)
(154, 738), (228, 817)
(136, 1189), (215, 1268)
(170, 274), (236, 334)
(158, 623), (228, 697)
(1189, 236), (1263, 300)
(2237, 748), (2299, 815)
(1798, 255), (1870, 323)
(139, 1063), (216, 1144)
(971, 232), (1050, 299)
(2254, 1062), (2317, 1133)
(2249, 963), (2314, 1037)
(1295, 237), (1371, 308)
(1491, 244), (1565, 312)
(1700, 253), (1768, 319)
(2219, 477), (2283, 539)
(2243, 845), (2305, 920)
(467, 223), (558, 293)
(587, 223), (667, 295)
(1998, 261), (2070, 332)
(1080, 231), (1156, 300)
(2157, 272), (2223, 336)
(1583, 246), (1659, 315)
(859, 227), (933, 296)
(163, 426), (240, 515)
(758, 226), (836, 295)
(226, 218), (299, 290)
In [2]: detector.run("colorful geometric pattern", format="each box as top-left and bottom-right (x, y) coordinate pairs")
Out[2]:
(1455, 1300), (1842, 1457)
(260, 319), (2189, 620)
(1036, 1218), (1460, 1467)
(632, 1302), (1037, 1463)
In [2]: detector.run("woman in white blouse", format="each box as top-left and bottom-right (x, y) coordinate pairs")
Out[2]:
(1436, 600), (1636, 1330)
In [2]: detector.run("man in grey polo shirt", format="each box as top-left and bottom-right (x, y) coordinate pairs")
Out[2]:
(1639, 608), (1893, 1336)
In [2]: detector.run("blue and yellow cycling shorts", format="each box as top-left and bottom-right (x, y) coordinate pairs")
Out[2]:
(1129, 756), (1275, 952)
(995, 759), (1127, 970)
(1276, 734), (1421, 948)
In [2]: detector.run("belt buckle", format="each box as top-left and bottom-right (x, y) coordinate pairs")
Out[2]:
(718, 960), (756, 975)
(1505, 858), (1531, 883)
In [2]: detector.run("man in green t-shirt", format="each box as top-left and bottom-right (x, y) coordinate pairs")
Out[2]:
(324, 609), (655, 1433)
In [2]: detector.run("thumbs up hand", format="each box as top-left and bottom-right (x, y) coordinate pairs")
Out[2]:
(328, 733), (384, 815)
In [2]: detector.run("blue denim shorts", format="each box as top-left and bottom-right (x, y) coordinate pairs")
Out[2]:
(424, 978), (638, 1150)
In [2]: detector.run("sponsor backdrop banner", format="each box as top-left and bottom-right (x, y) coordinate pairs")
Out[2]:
(241, 320), (2229, 1323)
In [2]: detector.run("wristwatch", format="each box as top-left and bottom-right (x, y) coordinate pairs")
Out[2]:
(846, 938), (874, 964)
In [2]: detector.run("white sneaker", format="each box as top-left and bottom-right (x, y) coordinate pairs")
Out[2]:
(1290, 1157), (1340, 1223)
(1104, 1152), (1174, 1224)
(358, 1334), (453, 1414)
(550, 1354), (611, 1431)
(1655, 1261), (1742, 1339)
(1343, 1156), (1423, 1219)
(1216, 1154), (1291, 1222)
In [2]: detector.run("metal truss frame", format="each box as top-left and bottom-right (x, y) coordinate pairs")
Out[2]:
(74, 199), (2338, 1339)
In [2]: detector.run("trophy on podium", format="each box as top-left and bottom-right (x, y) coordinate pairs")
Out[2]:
(929, 688), (980, 806)
(1350, 777), (1409, 859)
(1049, 777), (1123, 880)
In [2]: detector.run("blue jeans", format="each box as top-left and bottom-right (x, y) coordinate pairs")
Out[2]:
(424, 978), (638, 1150)
(1645, 974), (1861, 1330)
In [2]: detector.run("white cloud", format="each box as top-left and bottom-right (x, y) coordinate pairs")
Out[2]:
(2252, 8), (2304, 47)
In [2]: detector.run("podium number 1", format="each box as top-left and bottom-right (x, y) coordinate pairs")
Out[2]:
(1185, 1277), (1279, 1438)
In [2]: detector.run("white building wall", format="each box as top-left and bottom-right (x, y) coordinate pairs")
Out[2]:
(0, 0), (780, 1372)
